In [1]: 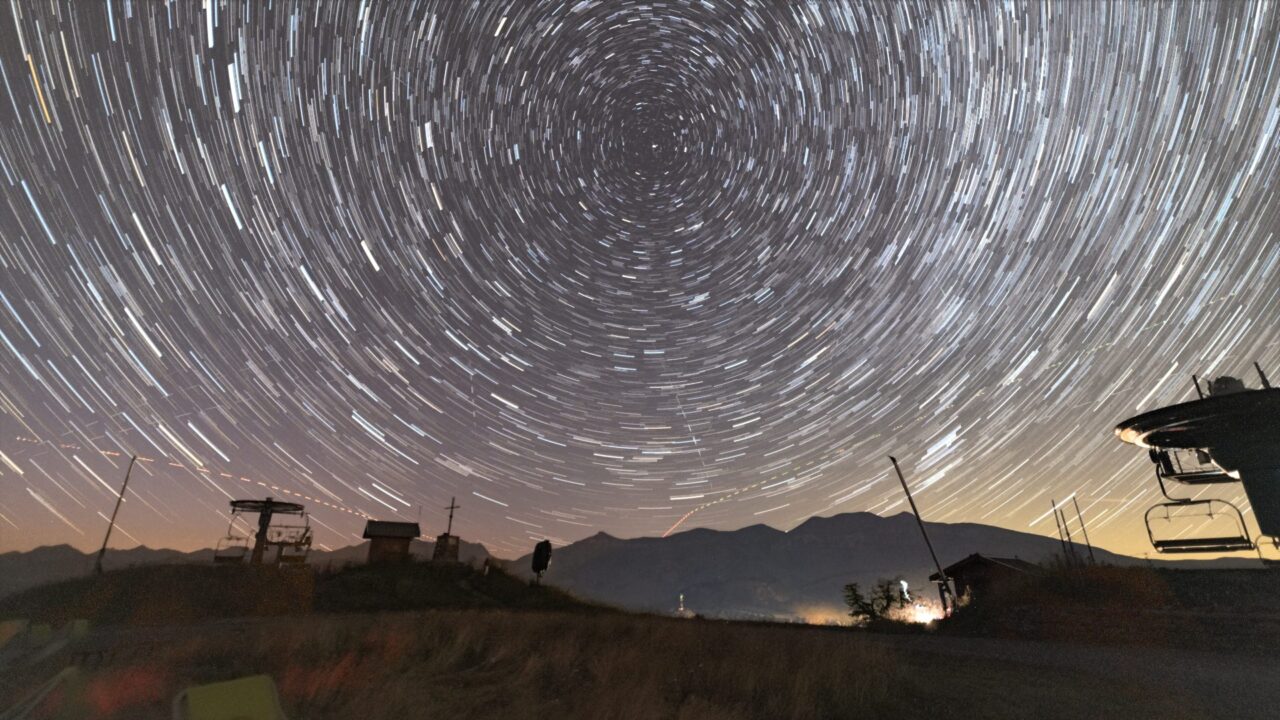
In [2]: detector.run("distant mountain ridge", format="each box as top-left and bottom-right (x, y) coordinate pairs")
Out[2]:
(3, 513), (1257, 613)
(0, 538), (489, 599)
(507, 512), (1260, 619)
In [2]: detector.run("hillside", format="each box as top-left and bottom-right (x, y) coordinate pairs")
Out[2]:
(0, 537), (490, 600)
(0, 545), (211, 601)
(0, 560), (593, 627)
(507, 512), (1255, 618)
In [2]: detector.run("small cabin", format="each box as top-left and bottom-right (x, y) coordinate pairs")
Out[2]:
(362, 521), (421, 564)
(929, 553), (1039, 601)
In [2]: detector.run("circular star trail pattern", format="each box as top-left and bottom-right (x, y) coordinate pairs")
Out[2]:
(2, 1), (1280, 557)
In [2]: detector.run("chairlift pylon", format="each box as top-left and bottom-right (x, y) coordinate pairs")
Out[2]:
(1118, 362), (1280, 554)
(213, 497), (313, 566)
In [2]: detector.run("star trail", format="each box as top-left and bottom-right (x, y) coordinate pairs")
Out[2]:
(2, 0), (1280, 558)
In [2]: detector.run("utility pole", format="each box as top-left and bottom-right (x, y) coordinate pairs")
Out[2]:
(1072, 496), (1096, 565)
(445, 497), (459, 535)
(889, 457), (954, 613)
(95, 455), (137, 575)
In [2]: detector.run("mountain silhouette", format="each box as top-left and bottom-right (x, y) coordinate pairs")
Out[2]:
(4, 513), (1255, 613)
(507, 512), (1254, 618)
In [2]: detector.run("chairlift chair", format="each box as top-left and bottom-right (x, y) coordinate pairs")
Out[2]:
(213, 535), (249, 564)
(273, 523), (313, 566)
(213, 511), (250, 564)
(265, 516), (313, 566)
(1149, 448), (1235, 487)
(1143, 449), (1253, 553)
(1144, 500), (1253, 553)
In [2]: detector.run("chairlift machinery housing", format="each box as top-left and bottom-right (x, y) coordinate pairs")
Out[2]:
(1115, 363), (1280, 556)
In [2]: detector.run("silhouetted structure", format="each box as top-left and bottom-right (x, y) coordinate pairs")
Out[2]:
(362, 521), (420, 564)
(531, 539), (552, 584)
(94, 455), (137, 575)
(1116, 364), (1280, 554)
(432, 496), (462, 563)
(432, 534), (460, 563)
(890, 456), (956, 614)
(1050, 497), (1096, 566)
(215, 497), (311, 565)
(929, 554), (1039, 601)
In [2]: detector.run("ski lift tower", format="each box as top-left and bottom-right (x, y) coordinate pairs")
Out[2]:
(1115, 366), (1280, 554)
(225, 497), (311, 565)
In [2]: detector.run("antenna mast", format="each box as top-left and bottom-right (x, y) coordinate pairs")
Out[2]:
(1051, 499), (1072, 563)
(1072, 496), (1096, 565)
(1058, 506), (1079, 563)
(94, 455), (137, 575)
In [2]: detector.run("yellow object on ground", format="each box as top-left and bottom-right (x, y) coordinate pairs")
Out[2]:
(172, 675), (288, 720)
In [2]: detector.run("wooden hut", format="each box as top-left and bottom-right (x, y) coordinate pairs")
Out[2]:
(362, 521), (421, 564)
(929, 553), (1039, 601)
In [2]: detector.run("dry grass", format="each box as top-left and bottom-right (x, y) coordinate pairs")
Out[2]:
(5, 609), (1215, 720)
(2, 563), (1254, 718)
(77, 612), (897, 720)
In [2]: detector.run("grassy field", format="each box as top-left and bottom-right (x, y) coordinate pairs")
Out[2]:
(0, 560), (599, 626)
(1, 609), (1216, 720)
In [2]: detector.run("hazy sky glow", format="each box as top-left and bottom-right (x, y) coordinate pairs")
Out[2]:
(2, 1), (1280, 558)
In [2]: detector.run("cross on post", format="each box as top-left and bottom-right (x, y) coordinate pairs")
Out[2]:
(445, 497), (459, 535)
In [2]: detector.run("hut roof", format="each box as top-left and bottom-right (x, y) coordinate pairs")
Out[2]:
(362, 521), (421, 539)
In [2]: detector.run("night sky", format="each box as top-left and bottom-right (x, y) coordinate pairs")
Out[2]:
(2, 1), (1279, 559)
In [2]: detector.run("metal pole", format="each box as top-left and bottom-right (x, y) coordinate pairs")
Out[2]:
(94, 455), (137, 575)
(1051, 499), (1071, 562)
(889, 457), (954, 610)
(251, 502), (274, 565)
(1256, 362), (1272, 389)
(1072, 496), (1096, 565)
(1192, 375), (1205, 400)
(1058, 507), (1079, 564)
